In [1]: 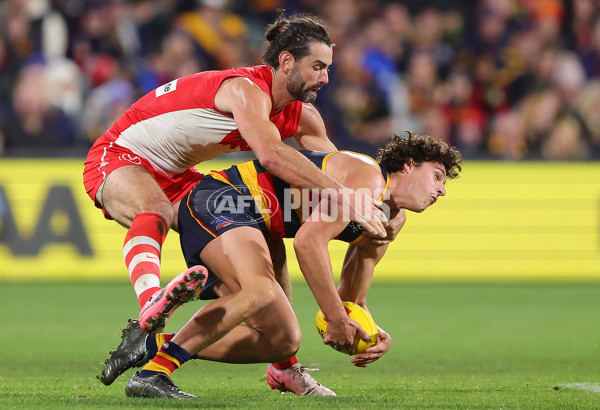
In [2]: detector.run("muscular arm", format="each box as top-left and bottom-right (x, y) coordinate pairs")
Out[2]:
(338, 237), (395, 367)
(293, 103), (337, 151)
(293, 156), (386, 352)
(216, 78), (386, 237)
(266, 103), (335, 302)
(217, 78), (337, 191)
(337, 241), (388, 307)
(294, 200), (365, 353)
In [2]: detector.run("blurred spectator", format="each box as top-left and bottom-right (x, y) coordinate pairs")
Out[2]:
(440, 68), (487, 158)
(135, 29), (205, 95)
(0, 0), (599, 160)
(177, 0), (251, 69)
(0, 61), (78, 155)
(82, 58), (136, 142)
(574, 79), (600, 156)
(488, 109), (527, 160)
(542, 115), (589, 160)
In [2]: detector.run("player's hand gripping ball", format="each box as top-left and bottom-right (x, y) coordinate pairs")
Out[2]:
(315, 301), (378, 355)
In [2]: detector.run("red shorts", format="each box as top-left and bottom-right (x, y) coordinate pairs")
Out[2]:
(83, 134), (203, 220)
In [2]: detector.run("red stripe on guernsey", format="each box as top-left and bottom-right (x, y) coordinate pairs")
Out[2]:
(186, 190), (217, 238)
(257, 172), (285, 240)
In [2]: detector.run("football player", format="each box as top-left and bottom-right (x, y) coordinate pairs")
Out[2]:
(98, 132), (462, 398)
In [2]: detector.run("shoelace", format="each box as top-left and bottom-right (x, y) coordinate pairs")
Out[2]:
(292, 363), (333, 395)
(294, 363), (325, 373)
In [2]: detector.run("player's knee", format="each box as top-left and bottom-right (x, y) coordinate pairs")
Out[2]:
(132, 201), (176, 228)
(282, 327), (302, 357)
(146, 202), (175, 227)
(240, 277), (278, 313)
(270, 324), (301, 361)
(256, 279), (279, 310)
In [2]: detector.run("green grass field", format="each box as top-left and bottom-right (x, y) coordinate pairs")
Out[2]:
(2, 280), (599, 408)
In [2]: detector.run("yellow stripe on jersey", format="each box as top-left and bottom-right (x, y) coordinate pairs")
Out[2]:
(236, 161), (272, 232)
(380, 173), (390, 201)
(321, 152), (335, 172)
(207, 171), (241, 193)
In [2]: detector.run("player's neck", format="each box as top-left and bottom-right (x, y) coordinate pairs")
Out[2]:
(270, 68), (296, 112)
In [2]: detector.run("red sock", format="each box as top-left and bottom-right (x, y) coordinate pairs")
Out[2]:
(272, 355), (298, 371)
(123, 212), (168, 308)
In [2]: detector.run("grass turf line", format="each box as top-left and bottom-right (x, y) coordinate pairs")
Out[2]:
(1, 281), (599, 408)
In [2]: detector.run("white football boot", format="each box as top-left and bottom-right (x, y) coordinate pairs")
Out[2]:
(266, 363), (336, 396)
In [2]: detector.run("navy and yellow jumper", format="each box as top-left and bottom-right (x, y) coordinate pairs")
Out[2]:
(178, 150), (389, 299)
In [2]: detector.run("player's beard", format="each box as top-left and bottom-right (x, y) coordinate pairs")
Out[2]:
(286, 67), (320, 103)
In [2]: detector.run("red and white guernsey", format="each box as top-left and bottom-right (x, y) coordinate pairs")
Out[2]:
(105, 65), (303, 177)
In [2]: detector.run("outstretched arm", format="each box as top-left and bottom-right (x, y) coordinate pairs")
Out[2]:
(294, 199), (371, 354)
(294, 156), (386, 353)
(338, 239), (394, 367)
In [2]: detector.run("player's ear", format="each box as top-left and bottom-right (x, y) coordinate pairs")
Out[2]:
(279, 51), (294, 75)
(403, 158), (414, 173)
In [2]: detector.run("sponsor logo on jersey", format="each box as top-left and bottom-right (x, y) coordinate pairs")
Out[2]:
(118, 153), (142, 165)
(214, 216), (234, 229)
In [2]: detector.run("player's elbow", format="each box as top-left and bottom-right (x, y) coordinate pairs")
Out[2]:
(293, 234), (313, 256)
(255, 145), (285, 173)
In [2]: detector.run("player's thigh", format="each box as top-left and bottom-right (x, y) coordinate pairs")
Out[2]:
(200, 227), (286, 308)
(201, 227), (300, 341)
(212, 272), (299, 337)
(102, 165), (174, 226)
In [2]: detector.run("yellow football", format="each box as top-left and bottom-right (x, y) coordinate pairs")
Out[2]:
(315, 301), (378, 355)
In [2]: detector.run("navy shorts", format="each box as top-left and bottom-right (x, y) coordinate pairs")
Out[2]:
(178, 176), (269, 299)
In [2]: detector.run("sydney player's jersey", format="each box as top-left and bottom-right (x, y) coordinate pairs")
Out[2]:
(205, 150), (390, 243)
(104, 65), (303, 177)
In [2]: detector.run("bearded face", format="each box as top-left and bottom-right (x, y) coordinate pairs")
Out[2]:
(286, 65), (321, 103)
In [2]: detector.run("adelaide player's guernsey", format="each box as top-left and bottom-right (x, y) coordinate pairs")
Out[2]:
(184, 150), (390, 243)
(179, 150), (390, 299)
(105, 65), (303, 177)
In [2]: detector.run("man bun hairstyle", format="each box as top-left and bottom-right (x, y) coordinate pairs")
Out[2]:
(377, 131), (463, 179)
(262, 9), (334, 68)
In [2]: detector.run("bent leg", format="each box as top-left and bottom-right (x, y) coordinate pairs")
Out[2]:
(102, 166), (175, 308)
(192, 289), (301, 363)
(269, 238), (291, 300)
(171, 227), (301, 363)
(102, 165), (174, 227)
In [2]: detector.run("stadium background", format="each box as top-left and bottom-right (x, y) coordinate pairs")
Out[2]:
(0, 0), (599, 281)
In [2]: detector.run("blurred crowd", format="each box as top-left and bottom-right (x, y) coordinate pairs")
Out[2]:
(0, 0), (599, 160)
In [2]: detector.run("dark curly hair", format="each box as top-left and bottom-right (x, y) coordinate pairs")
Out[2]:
(377, 131), (463, 179)
(262, 9), (334, 69)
